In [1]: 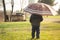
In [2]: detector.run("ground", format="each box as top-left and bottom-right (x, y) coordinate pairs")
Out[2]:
(0, 16), (60, 40)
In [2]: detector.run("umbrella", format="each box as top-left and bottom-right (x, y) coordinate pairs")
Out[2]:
(24, 3), (58, 16)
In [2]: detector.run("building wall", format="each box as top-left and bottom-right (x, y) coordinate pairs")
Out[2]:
(0, 11), (4, 22)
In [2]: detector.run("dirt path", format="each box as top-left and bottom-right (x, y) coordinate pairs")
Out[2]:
(43, 18), (60, 23)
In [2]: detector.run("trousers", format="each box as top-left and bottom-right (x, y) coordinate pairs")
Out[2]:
(32, 25), (40, 38)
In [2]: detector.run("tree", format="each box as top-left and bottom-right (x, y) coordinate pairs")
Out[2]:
(2, 0), (7, 22)
(38, 0), (55, 6)
(58, 8), (60, 14)
(9, 0), (14, 21)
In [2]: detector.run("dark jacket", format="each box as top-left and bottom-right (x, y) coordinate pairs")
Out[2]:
(30, 14), (43, 26)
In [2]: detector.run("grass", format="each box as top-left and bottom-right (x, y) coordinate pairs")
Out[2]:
(43, 15), (60, 18)
(0, 22), (30, 28)
(0, 16), (60, 40)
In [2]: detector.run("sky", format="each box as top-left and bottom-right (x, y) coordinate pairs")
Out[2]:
(0, 0), (29, 12)
(5, 0), (29, 12)
(52, 0), (60, 11)
(0, 0), (60, 11)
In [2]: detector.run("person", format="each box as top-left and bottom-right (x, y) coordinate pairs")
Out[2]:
(30, 14), (43, 39)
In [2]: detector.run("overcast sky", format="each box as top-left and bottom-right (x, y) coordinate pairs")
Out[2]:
(0, 0), (60, 11)
(52, 0), (60, 11)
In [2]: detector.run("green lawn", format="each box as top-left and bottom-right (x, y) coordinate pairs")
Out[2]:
(0, 16), (60, 40)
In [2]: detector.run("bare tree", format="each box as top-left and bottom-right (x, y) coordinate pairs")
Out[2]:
(9, 0), (14, 21)
(58, 6), (60, 15)
(2, 0), (7, 22)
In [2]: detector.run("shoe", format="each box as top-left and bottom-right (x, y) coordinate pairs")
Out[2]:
(32, 38), (34, 39)
(31, 38), (34, 40)
(36, 37), (39, 39)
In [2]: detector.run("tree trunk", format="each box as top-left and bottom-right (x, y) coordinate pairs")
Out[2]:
(10, 0), (14, 21)
(2, 0), (7, 22)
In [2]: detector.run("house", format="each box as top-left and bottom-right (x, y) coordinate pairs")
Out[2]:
(0, 10), (4, 22)
(11, 12), (26, 22)
(0, 10), (26, 22)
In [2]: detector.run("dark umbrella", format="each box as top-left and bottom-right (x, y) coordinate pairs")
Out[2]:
(24, 3), (58, 16)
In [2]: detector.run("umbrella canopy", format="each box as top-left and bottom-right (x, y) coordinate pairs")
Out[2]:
(24, 3), (58, 16)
